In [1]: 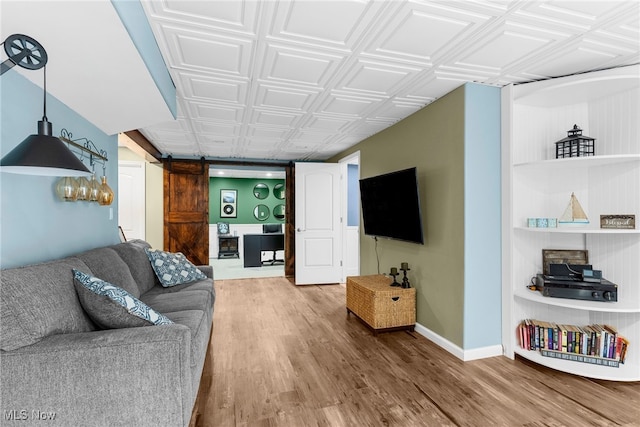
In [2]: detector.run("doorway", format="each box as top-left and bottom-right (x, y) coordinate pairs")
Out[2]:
(118, 160), (146, 241)
(209, 166), (287, 280)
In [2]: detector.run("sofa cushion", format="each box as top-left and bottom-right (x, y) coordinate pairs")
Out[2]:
(164, 310), (210, 369)
(0, 258), (96, 351)
(141, 289), (214, 320)
(142, 279), (215, 298)
(109, 240), (159, 294)
(76, 247), (140, 297)
(145, 249), (207, 287)
(73, 270), (173, 329)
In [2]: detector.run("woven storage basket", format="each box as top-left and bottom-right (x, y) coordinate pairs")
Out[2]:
(346, 275), (416, 329)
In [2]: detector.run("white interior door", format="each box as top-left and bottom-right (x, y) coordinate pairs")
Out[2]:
(118, 161), (145, 241)
(295, 162), (341, 285)
(340, 152), (360, 282)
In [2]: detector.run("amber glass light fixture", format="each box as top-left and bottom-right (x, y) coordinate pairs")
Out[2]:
(76, 175), (91, 201)
(97, 175), (114, 206)
(88, 173), (100, 202)
(55, 177), (79, 202)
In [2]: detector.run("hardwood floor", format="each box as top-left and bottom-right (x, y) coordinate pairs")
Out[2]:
(191, 277), (640, 427)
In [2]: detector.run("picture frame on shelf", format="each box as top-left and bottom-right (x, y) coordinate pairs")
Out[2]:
(542, 249), (589, 276)
(600, 215), (636, 230)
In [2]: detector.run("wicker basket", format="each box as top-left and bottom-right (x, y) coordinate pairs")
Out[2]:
(346, 275), (416, 330)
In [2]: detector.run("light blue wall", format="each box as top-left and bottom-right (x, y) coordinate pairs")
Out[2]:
(111, 0), (177, 118)
(463, 83), (502, 349)
(0, 71), (120, 269)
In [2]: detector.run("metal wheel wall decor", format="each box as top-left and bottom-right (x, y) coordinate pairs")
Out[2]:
(1, 34), (48, 75)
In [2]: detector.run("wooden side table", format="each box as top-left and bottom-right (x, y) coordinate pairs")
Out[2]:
(346, 275), (416, 335)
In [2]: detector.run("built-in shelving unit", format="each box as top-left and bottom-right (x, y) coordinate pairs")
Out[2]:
(501, 65), (640, 381)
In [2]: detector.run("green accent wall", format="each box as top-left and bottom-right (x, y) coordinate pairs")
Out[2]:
(329, 82), (501, 351)
(209, 177), (285, 224)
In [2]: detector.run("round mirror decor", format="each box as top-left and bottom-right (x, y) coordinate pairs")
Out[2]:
(274, 183), (285, 200)
(254, 204), (270, 221)
(253, 183), (269, 199)
(273, 204), (285, 220)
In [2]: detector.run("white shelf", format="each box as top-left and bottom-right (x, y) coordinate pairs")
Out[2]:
(515, 226), (640, 234)
(514, 65), (639, 107)
(514, 154), (640, 170)
(514, 348), (639, 381)
(502, 65), (640, 381)
(514, 287), (640, 313)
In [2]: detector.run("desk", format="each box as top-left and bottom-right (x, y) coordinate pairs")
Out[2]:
(243, 233), (284, 267)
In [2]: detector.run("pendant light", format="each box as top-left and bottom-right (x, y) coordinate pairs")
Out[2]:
(88, 172), (100, 202)
(97, 165), (114, 206)
(55, 177), (79, 202)
(0, 34), (91, 177)
(97, 176), (114, 206)
(76, 175), (91, 201)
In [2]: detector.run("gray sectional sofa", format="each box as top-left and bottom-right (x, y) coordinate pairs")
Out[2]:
(0, 239), (215, 427)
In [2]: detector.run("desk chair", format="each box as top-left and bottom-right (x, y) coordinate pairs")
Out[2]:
(262, 223), (283, 265)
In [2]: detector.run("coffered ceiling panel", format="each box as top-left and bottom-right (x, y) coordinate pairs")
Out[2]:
(260, 44), (344, 86)
(462, 30), (551, 69)
(366, 3), (487, 63)
(251, 109), (302, 127)
(338, 59), (420, 95)
(181, 74), (249, 104)
(156, 0), (260, 32)
(270, 0), (385, 48)
(135, 0), (639, 162)
(319, 93), (382, 117)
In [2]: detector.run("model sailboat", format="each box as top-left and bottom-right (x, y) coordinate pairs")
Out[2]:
(559, 192), (589, 225)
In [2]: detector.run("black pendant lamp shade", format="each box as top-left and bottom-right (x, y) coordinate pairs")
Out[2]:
(1, 119), (91, 176)
(0, 34), (91, 176)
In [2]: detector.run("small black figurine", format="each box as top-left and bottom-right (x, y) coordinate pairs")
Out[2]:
(389, 267), (401, 287)
(400, 262), (411, 288)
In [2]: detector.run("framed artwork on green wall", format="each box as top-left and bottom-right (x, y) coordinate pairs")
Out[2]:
(220, 189), (237, 218)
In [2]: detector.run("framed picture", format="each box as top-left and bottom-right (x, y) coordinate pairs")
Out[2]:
(220, 189), (237, 218)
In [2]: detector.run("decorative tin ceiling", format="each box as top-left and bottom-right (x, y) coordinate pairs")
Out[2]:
(139, 1), (638, 161)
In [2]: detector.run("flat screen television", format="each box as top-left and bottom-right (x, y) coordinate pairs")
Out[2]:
(359, 167), (424, 244)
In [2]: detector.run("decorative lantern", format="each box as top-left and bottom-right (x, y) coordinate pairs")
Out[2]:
(555, 124), (595, 159)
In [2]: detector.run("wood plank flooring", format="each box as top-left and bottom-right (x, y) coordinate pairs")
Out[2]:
(191, 277), (640, 427)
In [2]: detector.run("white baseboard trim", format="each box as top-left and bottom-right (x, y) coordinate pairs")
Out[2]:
(414, 322), (503, 362)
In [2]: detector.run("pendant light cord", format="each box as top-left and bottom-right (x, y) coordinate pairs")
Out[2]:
(42, 64), (48, 122)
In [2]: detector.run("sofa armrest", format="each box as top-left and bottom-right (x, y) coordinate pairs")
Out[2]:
(1, 325), (193, 427)
(198, 265), (213, 279)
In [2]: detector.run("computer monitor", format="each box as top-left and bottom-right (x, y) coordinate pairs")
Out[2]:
(262, 223), (282, 234)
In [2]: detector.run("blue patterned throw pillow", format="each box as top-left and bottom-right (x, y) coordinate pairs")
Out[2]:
(73, 269), (173, 329)
(145, 249), (207, 287)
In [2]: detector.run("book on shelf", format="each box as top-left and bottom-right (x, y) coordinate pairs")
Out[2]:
(517, 319), (629, 366)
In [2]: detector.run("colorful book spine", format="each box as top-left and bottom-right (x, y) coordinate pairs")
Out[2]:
(517, 320), (629, 365)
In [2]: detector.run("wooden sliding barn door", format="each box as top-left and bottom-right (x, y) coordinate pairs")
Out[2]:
(163, 159), (209, 265)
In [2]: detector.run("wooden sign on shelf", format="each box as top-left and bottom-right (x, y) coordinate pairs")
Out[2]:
(600, 215), (636, 229)
(542, 249), (589, 276)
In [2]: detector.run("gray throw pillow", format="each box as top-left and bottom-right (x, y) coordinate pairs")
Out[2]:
(73, 269), (173, 329)
(145, 248), (207, 287)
